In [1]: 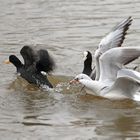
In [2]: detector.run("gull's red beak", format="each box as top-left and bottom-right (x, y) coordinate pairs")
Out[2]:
(69, 78), (79, 84)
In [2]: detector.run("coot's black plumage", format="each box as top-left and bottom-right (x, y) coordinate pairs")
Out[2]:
(82, 51), (96, 80)
(9, 45), (55, 88)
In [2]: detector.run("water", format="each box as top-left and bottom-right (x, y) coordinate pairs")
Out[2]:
(0, 0), (140, 139)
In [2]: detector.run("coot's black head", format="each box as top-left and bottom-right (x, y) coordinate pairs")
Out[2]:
(9, 55), (23, 69)
(82, 51), (92, 76)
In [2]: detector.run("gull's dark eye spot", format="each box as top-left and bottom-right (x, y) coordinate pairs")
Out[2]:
(75, 78), (79, 81)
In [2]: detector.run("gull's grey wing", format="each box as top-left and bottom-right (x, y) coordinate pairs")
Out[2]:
(99, 47), (140, 83)
(97, 16), (132, 54)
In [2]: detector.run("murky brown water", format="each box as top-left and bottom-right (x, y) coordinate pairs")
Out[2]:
(0, 0), (140, 139)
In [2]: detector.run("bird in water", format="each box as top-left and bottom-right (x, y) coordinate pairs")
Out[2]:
(5, 45), (55, 88)
(71, 17), (140, 101)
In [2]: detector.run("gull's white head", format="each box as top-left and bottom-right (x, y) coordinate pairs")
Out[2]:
(83, 51), (88, 61)
(75, 74), (91, 81)
(70, 74), (92, 84)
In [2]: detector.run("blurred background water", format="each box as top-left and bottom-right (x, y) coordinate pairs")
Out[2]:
(0, 0), (140, 139)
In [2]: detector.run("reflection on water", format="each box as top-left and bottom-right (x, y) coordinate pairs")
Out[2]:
(0, 0), (140, 139)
